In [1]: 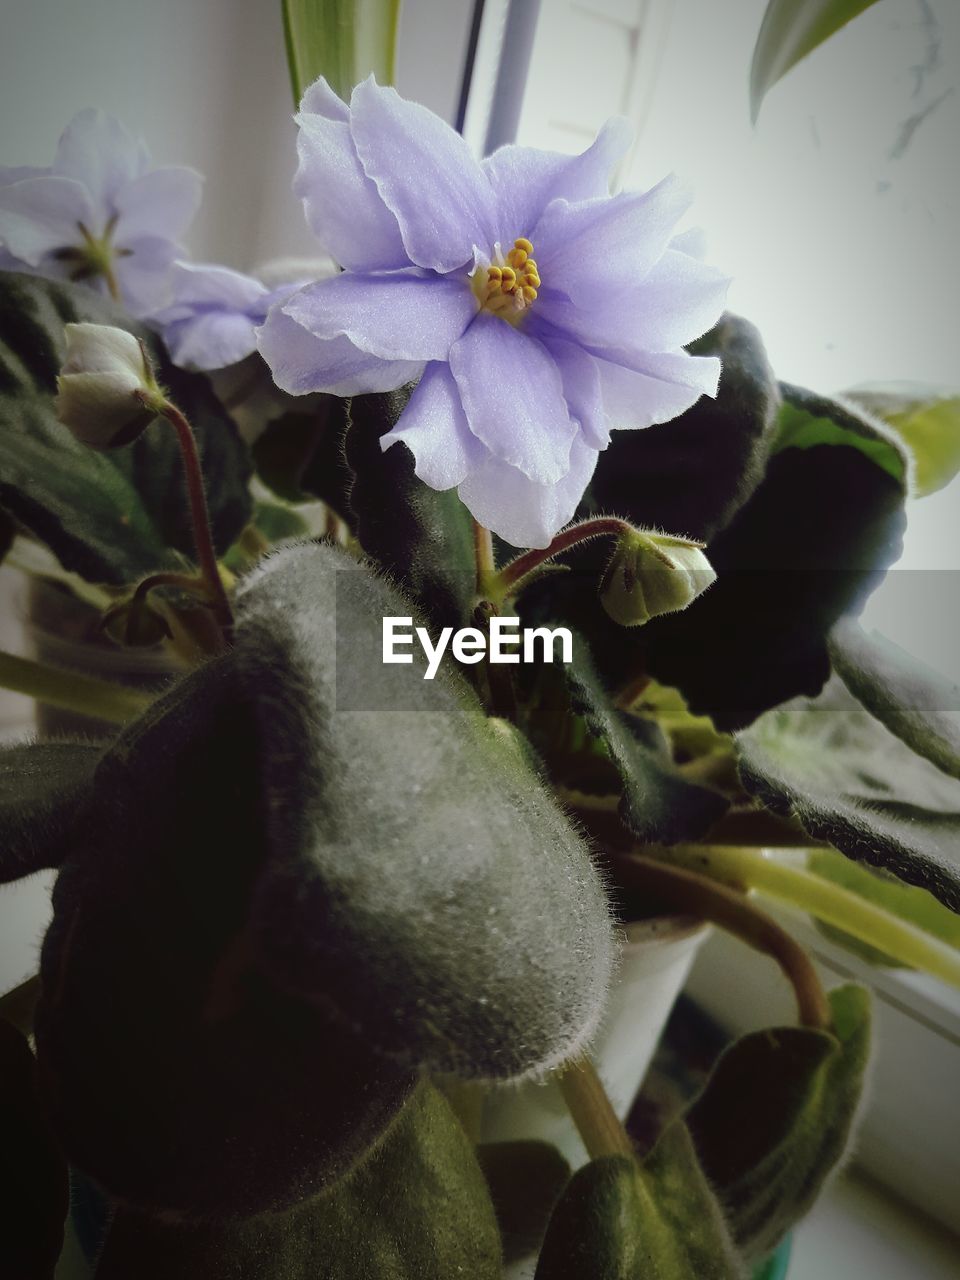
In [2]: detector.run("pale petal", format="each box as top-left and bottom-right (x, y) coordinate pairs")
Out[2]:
(350, 76), (497, 273)
(449, 314), (577, 485)
(114, 166), (203, 243)
(283, 271), (477, 361)
(483, 117), (632, 245)
(594, 348), (722, 430)
(0, 175), (94, 264)
(539, 335), (608, 449)
(295, 107), (408, 272)
(53, 109), (147, 223)
(157, 261), (267, 319)
(257, 304), (422, 396)
(533, 175), (692, 296)
(163, 311), (260, 371)
(382, 362), (483, 489)
(459, 434), (599, 549)
(114, 234), (178, 316)
(300, 77), (350, 121)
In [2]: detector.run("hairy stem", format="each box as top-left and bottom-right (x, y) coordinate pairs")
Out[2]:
(473, 520), (496, 597)
(496, 517), (634, 598)
(557, 1055), (635, 1161)
(659, 844), (960, 991)
(611, 854), (832, 1029)
(0, 650), (152, 724)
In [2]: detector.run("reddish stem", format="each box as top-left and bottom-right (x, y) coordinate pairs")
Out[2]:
(497, 517), (634, 596)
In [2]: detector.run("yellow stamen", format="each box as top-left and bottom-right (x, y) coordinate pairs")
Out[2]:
(508, 247), (528, 268)
(471, 236), (540, 323)
(514, 237), (534, 254)
(521, 285), (538, 302)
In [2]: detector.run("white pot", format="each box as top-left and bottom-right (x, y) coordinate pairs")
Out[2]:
(480, 914), (710, 1279)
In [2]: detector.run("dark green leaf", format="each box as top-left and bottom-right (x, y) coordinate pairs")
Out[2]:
(687, 984), (871, 1262)
(0, 1020), (69, 1280)
(560, 635), (728, 844)
(807, 847), (960, 965)
(0, 739), (102, 883)
(282, 0), (400, 105)
(535, 1128), (740, 1279)
(0, 273), (252, 585)
(830, 617), (960, 781)
(251, 398), (352, 510)
(750, 0), (883, 122)
(773, 384), (908, 486)
(847, 385), (960, 497)
(344, 387), (477, 631)
(476, 1140), (571, 1263)
(737, 678), (960, 911)
(95, 1081), (502, 1280)
(586, 313), (781, 543)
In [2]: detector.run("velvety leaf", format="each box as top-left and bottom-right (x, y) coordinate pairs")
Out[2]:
(235, 541), (615, 1080)
(773, 384), (908, 486)
(750, 0), (883, 121)
(344, 387), (477, 631)
(848, 385), (960, 497)
(830, 617), (960, 780)
(807, 847), (960, 966)
(95, 1082), (502, 1280)
(476, 1140), (571, 1264)
(0, 272), (252, 584)
(0, 1020), (69, 1280)
(687, 985), (870, 1262)
(35, 654), (414, 1219)
(282, 0), (400, 104)
(251, 398), (352, 511)
(535, 1128), (741, 1279)
(0, 739), (102, 884)
(737, 678), (960, 911)
(559, 635), (728, 844)
(638, 386), (908, 729)
(586, 313), (781, 544)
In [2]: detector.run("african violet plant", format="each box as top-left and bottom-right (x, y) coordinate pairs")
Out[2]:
(2, 5), (960, 1279)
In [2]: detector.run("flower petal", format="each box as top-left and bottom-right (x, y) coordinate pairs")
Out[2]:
(539, 250), (730, 354)
(258, 304), (423, 396)
(283, 271), (477, 361)
(533, 174), (692, 295)
(0, 175), (94, 264)
(539, 334), (608, 450)
(156, 260), (267, 318)
(53, 109), (147, 224)
(163, 311), (260, 371)
(114, 234), (178, 316)
(295, 87), (408, 272)
(350, 76), (497, 273)
(449, 314), (577, 485)
(382, 362), (483, 489)
(483, 117), (632, 245)
(593, 348), (722, 430)
(459, 434), (599, 549)
(114, 166), (203, 243)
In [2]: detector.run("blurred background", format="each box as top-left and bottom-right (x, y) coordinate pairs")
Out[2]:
(1, 2), (958, 1276)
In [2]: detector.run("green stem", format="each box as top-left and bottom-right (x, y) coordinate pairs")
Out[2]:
(557, 1055), (634, 1160)
(656, 844), (960, 991)
(495, 517), (634, 600)
(610, 854), (831, 1029)
(0, 650), (152, 725)
(473, 520), (496, 598)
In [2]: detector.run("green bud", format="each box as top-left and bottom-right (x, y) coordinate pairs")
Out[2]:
(600, 529), (716, 627)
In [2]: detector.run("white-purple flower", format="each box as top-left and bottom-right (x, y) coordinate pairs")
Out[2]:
(259, 77), (729, 549)
(0, 110), (202, 317)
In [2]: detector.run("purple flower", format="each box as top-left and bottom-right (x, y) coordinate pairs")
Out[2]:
(0, 110), (202, 317)
(259, 77), (728, 549)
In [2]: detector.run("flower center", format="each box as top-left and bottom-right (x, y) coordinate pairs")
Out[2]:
(53, 214), (130, 301)
(472, 237), (540, 323)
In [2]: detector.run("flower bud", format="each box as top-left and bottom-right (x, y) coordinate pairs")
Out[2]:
(600, 529), (716, 627)
(56, 323), (163, 449)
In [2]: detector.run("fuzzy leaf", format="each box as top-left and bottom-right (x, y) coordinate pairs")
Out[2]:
(0, 739), (102, 883)
(830, 618), (960, 780)
(737, 678), (960, 911)
(476, 1140), (571, 1264)
(687, 985), (870, 1262)
(586, 314), (781, 544)
(94, 1081), (501, 1279)
(344, 387), (478, 632)
(0, 1020), (69, 1280)
(235, 542), (614, 1080)
(848, 385), (960, 497)
(251, 398), (352, 510)
(773, 384), (908, 486)
(560, 636), (728, 844)
(0, 272), (252, 584)
(750, 0), (883, 121)
(535, 1127), (741, 1279)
